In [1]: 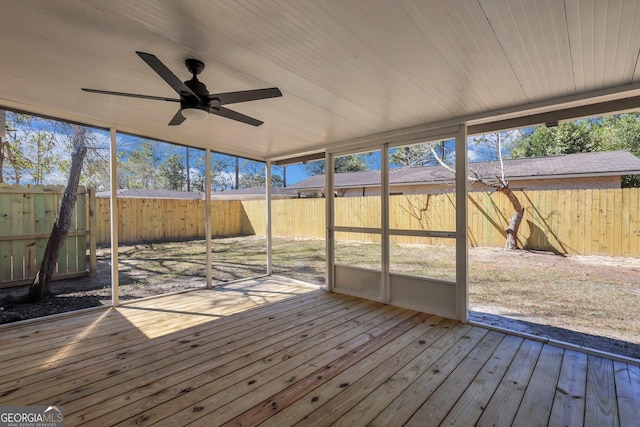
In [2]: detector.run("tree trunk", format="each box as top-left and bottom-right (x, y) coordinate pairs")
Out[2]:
(27, 126), (87, 302)
(0, 110), (4, 182)
(0, 140), (6, 183)
(498, 186), (525, 250)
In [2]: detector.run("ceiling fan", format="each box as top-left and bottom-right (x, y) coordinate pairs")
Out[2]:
(82, 51), (282, 126)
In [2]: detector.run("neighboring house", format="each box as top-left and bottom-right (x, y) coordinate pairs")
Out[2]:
(95, 189), (204, 199)
(96, 187), (298, 201)
(210, 186), (298, 201)
(288, 150), (640, 197)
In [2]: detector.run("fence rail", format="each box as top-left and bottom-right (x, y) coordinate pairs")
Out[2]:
(92, 188), (640, 258)
(6, 187), (638, 268)
(0, 184), (91, 287)
(93, 198), (253, 244)
(237, 189), (640, 257)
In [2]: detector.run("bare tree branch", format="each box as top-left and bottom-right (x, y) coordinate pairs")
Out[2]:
(430, 133), (524, 249)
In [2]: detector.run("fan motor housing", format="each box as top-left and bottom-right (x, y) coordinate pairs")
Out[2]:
(185, 58), (205, 75)
(185, 78), (209, 98)
(82, 51), (280, 126)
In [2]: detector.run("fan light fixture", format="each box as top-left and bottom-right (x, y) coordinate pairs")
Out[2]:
(82, 52), (281, 126)
(181, 107), (208, 121)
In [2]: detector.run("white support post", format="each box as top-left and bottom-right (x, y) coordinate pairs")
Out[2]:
(205, 149), (212, 288)
(266, 161), (273, 275)
(381, 145), (390, 304)
(455, 124), (469, 322)
(325, 152), (334, 292)
(109, 128), (119, 306)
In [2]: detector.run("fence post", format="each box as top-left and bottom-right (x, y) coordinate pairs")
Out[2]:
(88, 188), (97, 277)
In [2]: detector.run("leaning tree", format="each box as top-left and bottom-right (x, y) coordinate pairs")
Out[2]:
(27, 125), (88, 302)
(405, 131), (524, 250)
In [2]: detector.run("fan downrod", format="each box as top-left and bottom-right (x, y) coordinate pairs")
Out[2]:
(82, 52), (281, 126)
(185, 58), (205, 76)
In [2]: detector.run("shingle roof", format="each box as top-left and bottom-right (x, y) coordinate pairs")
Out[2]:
(210, 186), (299, 200)
(212, 186), (297, 196)
(288, 150), (640, 190)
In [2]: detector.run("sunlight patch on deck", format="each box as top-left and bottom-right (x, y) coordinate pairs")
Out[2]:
(45, 309), (111, 366)
(115, 280), (319, 338)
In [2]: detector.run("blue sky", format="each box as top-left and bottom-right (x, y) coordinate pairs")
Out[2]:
(283, 133), (518, 185)
(282, 164), (307, 185)
(4, 110), (523, 188)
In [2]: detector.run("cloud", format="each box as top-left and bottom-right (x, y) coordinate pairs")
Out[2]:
(466, 145), (484, 163)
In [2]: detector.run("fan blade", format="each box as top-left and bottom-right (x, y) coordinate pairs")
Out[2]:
(82, 88), (180, 102)
(208, 88), (282, 106)
(210, 106), (263, 126)
(136, 51), (199, 99)
(168, 110), (186, 126)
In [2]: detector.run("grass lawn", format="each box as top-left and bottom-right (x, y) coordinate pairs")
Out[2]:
(108, 235), (640, 348)
(234, 236), (640, 347)
(0, 233), (629, 355)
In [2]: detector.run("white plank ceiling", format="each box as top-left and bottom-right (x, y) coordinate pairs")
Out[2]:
(1, 0), (640, 160)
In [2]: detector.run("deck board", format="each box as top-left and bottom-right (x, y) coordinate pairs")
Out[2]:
(614, 362), (640, 427)
(440, 334), (524, 426)
(405, 330), (507, 426)
(276, 318), (457, 427)
(585, 355), (619, 426)
(0, 276), (638, 426)
(366, 326), (491, 426)
(549, 349), (588, 427)
(89, 299), (386, 426)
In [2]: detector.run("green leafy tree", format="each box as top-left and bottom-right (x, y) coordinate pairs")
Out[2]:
(304, 159), (325, 176)
(158, 152), (186, 191)
(2, 112), (110, 189)
(118, 141), (160, 189)
(238, 172), (284, 188)
(2, 113), (61, 184)
(0, 111), (16, 183)
(237, 159), (283, 188)
(191, 153), (255, 192)
(57, 127), (110, 191)
(305, 153), (370, 176)
(390, 141), (449, 167)
(31, 129), (58, 184)
(335, 154), (370, 173)
(511, 114), (640, 187)
(596, 113), (640, 187)
(511, 120), (596, 158)
(210, 154), (236, 191)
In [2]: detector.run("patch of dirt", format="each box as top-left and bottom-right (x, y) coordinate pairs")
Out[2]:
(469, 308), (640, 360)
(0, 244), (208, 324)
(1, 237), (638, 361)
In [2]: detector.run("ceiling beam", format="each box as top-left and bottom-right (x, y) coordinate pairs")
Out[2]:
(273, 152), (325, 166)
(467, 95), (640, 135)
(267, 83), (640, 161)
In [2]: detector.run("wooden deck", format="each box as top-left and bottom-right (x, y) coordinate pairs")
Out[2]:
(0, 277), (638, 426)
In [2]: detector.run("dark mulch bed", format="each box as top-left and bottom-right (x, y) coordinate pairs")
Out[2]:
(469, 311), (640, 360)
(1, 280), (638, 361)
(1, 237), (638, 361)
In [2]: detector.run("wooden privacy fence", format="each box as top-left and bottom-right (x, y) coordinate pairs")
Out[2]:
(93, 198), (256, 244)
(89, 188), (640, 258)
(467, 188), (640, 257)
(242, 188), (640, 257)
(0, 184), (95, 288)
